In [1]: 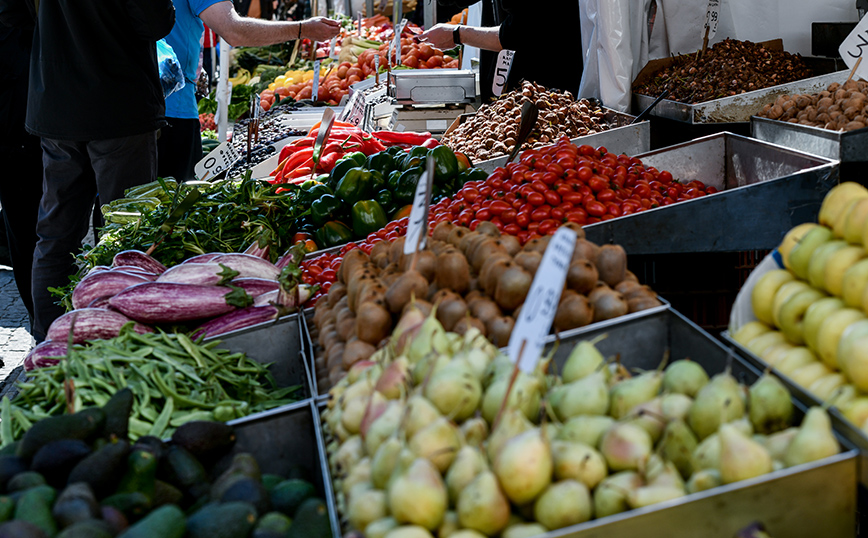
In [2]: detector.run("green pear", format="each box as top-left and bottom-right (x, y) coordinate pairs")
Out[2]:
(626, 485), (685, 509)
(748, 373), (794, 434)
(436, 511), (460, 538)
(780, 223), (819, 269)
(838, 319), (868, 375)
(816, 308), (866, 369)
(686, 468), (721, 493)
(625, 397), (666, 442)
(424, 359), (482, 421)
(348, 487), (389, 532)
(557, 415), (615, 448)
(762, 427), (798, 461)
(593, 471), (644, 518)
(662, 359), (709, 398)
(783, 407), (840, 467)
(774, 347), (818, 376)
(787, 225), (834, 280)
(808, 240), (847, 290)
(551, 440), (607, 489)
(843, 198), (868, 243)
(409, 417), (462, 473)
(533, 480), (592, 530)
(552, 371), (610, 420)
(493, 428), (553, 505)
(456, 471), (511, 536)
(841, 396), (868, 426)
(659, 419), (698, 479)
(687, 372), (746, 440)
(802, 297), (846, 352)
(751, 270), (795, 325)
(599, 422), (653, 472)
(841, 259), (868, 308)
(762, 342), (797, 366)
(501, 523), (549, 538)
(480, 372), (542, 424)
(608, 370), (663, 419)
(777, 287), (828, 345)
(661, 393), (694, 421)
(834, 196), (868, 238)
(718, 423), (773, 484)
(366, 517), (399, 538)
(824, 245), (866, 297)
(819, 183), (868, 228)
(561, 337), (608, 383)
(388, 458), (448, 530)
(445, 446), (487, 505)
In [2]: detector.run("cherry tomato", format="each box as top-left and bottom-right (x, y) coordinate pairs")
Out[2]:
(566, 208), (587, 224)
(476, 208), (492, 221)
(586, 200), (607, 217)
(544, 190), (561, 206)
(504, 223), (521, 236)
(577, 166), (593, 182)
(531, 206), (551, 222)
(538, 219), (558, 235)
(321, 269), (336, 282)
(588, 176), (608, 193)
(515, 211), (531, 228)
(501, 208), (517, 224)
(527, 192), (546, 206)
(658, 170), (673, 185)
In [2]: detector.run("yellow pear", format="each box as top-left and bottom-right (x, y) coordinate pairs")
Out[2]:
(732, 321), (772, 346)
(824, 246), (866, 297)
(807, 240), (847, 291)
(837, 319), (868, 377)
(840, 334), (868, 392)
(763, 342), (797, 366)
(816, 308), (866, 369)
(842, 396), (868, 426)
(772, 281), (812, 328)
(819, 182), (868, 228)
(844, 198), (868, 244)
(774, 347), (818, 377)
(783, 407), (840, 467)
(718, 423), (773, 484)
(788, 362), (833, 389)
(777, 287), (827, 345)
(842, 259), (868, 308)
(802, 297), (845, 353)
(807, 373), (847, 401)
(745, 331), (788, 357)
(779, 223), (818, 270)
(787, 226), (834, 280)
(833, 197), (867, 238)
(751, 270), (796, 325)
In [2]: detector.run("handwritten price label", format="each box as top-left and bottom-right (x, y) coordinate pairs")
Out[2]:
(840, 16), (868, 82)
(492, 49), (515, 97)
(403, 157), (434, 255)
(704, 0), (720, 40)
(508, 227), (576, 372)
(340, 90), (366, 126)
(194, 141), (240, 181)
(329, 37), (339, 60)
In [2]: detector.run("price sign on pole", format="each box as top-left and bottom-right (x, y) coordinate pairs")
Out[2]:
(839, 16), (868, 83)
(312, 59), (322, 102)
(492, 49), (515, 97)
(357, 11), (363, 37)
(703, 0), (720, 40)
(507, 228), (576, 373)
(403, 157), (435, 255)
(194, 141), (241, 181)
(329, 37), (339, 60)
(395, 19), (408, 65)
(340, 90), (367, 126)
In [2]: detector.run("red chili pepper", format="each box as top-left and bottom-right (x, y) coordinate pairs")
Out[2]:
(278, 145), (294, 162)
(270, 156), (290, 177)
(285, 147), (315, 172)
(372, 130), (433, 145)
(286, 166), (313, 180)
(421, 138), (439, 149)
(318, 150), (342, 172)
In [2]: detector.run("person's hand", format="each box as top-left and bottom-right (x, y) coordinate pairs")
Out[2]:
(418, 23), (459, 50)
(301, 17), (341, 41)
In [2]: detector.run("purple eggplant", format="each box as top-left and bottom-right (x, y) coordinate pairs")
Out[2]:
(192, 305), (279, 338)
(244, 241), (271, 260)
(87, 296), (113, 309)
(46, 308), (153, 344)
(233, 278), (280, 296)
(85, 265), (111, 277)
(71, 270), (149, 310)
(276, 248), (304, 270)
(109, 282), (243, 323)
(156, 263), (232, 286)
(111, 266), (159, 280)
(253, 290), (278, 306)
(254, 283), (316, 309)
(23, 340), (68, 371)
(183, 253), (220, 264)
(210, 253), (280, 280)
(112, 250), (167, 275)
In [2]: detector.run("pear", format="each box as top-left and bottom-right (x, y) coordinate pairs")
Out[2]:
(593, 471), (643, 518)
(343, 394), (375, 434)
(783, 407), (840, 467)
(691, 433), (720, 471)
(625, 397), (666, 443)
(384, 526), (435, 538)
(448, 530), (487, 538)
(687, 371), (746, 440)
(331, 435), (365, 476)
(824, 246), (866, 297)
(493, 428), (553, 505)
(553, 371), (610, 420)
(762, 427), (798, 461)
(751, 270), (795, 325)
(660, 419), (698, 479)
(779, 223), (818, 270)
(445, 446), (487, 505)
(376, 358), (411, 399)
(662, 359), (709, 398)
(533, 480), (592, 530)
(841, 259), (868, 308)
(626, 485), (685, 509)
(456, 471), (511, 535)
(501, 523), (549, 538)
(642, 454), (685, 489)
(842, 396), (868, 427)
(599, 422), (652, 472)
(788, 362), (832, 389)
(557, 415), (615, 448)
(348, 487), (389, 532)
(840, 337), (868, 393)
(366, 517), (399, 538)
(808, 373), (848, 401)
(838, 319), (868, 372)
(745, 331), (788, 357)
(551, 440), (607, 489)
(772, 280), (812, 328)
(732, 321), (772, 346)
(774, 347), (818, 376)
(686, 468), (721, 493)
(819, 182), (868, 228)
(406, 311), (448, 363)
(609, 370), (664, 419)
(366, 400), (406, 456)
(454, 348), (494, 381)
(408, 417), (462, 472)
(802, 297), (846, 352)
(424, 359), (482, 421)
(561, 336), (608, 382)
(777, 287), (827, 345)
(460, 417), (489, 448)
(808, 240), (848, 290)
(403, 395), (443, 439)
(387, 458), (448, 530)
(481, 372), (542, 424)
(486, 408), (533, 460)
(342, 458), (372, 498)
(748, 373), (793, 434)
(371, 437), (404, 489)
(718, 423), (773, 484)
(437, 511), (460, 538)
(661, 393), (694, 421)
(482, 355), (514, 388)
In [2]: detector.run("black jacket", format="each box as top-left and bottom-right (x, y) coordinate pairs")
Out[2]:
(2, 0), (176, 140)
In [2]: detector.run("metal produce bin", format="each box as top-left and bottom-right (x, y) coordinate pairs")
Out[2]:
(583, 132), (838, 255)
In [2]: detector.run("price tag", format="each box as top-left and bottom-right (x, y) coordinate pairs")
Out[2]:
(340, 90), (367, 126)
(839, 16), (868, 82)
(703, 0), (720, 40)
(252, 93), (261, 120)
(395, 18), (408, 66)
(492, 49), (515, 97)
(507, 227), (577, 372)
(403, 157), (435, 255)
(194, 141), (241, 181)
(329, 36), (339, 60)
(357, 11), (363, 37)
(312, 59), (322, 102)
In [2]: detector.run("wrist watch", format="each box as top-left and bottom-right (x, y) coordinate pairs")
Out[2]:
(453, 25), (462, 46)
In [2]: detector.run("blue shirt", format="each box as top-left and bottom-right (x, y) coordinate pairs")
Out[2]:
(164, 0), (223, 119)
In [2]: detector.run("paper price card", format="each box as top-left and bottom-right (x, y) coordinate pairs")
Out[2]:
(840, 16), (868, 83)
(340, 90), (366, 126)
(329, 37), (339, 59)
(403, 157), (435, 255)
(194, 141), (240, 181)
(508, 227), (577, 372)
(704, 0), (720, 40)
(492, 49), (515, 97)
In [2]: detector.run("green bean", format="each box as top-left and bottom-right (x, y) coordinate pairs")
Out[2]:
(128, 417), (152, 438)
(148, 397), (173, 438)
(1, 397), (13, 447)
(176, 334), (206, 369)
(151, 370), (215, 409)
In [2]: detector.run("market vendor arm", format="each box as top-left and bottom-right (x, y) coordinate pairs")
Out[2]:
(199, 1), (340, 47)
(418, 23), (502, 52)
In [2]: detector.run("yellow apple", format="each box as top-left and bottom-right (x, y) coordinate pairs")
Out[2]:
(751, 270), (796, 326)
(802, 296), (846, 353)
(807, 240), (847, 291)
(787, 226), (834, 280)
(824, 246), (867, 297)
(789, 361), (833, 389)
(844, 198), (868, 245)
(819, 182), (868, 228)
(774, 347), (819, 376)
(837, 319), (868, 383)
(772, 280), (812, 328)
(778, 287), (827, 345)
(838, 334), (868, 392)
(816, 308), (867, 369)
(808, 373), (847, 401)
(833, 198), (867, 238)
(779, 222), (818, 270)
(732, 321), (772, 346)
(746, 331), (788, 357)
(762, 341), (796, 366)
(841, 258), (868, 308)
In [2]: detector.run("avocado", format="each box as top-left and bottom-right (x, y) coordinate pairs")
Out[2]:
(151, 480), (183, 508)
(130, 436), (164, 460)
(116, 450), (157, 500)
(253, 512), (292, 538)
(55, 520), (113, 538)
(0, 443), (19, 457)
(17, 409), (105, 461)
(51, 483), (99, 529)
(66, 440), (128, 498)
(99, 505), (129, 536)
(158, 446), (208, 504)
(116, 504), (185, 538)
(7, 473), (46, 493)
(220, 477), (270, 515)
(0, 456), (28, 492)
(171, 422), (235, 464)
(101, 389), (133, 441)
(285, 498), (330, 538)
(0, 519), (49, 538)
(13, 485), (57, 537)
(30, 440), (91, 488)
(269, 480), (315, 517)
(101, 492), (150, 520)
(210, 454), (261, 500)
(260, 474), (283, 493)
(185, 501), (257, 538)
(0, 497), (14, 523)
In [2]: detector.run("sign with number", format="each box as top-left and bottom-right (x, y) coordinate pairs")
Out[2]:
(704, 0), (720, 40)
(340, 90), (367, 126)
(840, 16), (868, 82)
(194, 141), (240, 181)
(492, 49), (515, 97)
(403, 157), (434, 255)
(312, 59), (322, 102)
(508, 227), (577, 372)
(357, 11), (363, 36)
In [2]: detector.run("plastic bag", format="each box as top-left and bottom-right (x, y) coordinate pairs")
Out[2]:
(157, 38), (185, 99)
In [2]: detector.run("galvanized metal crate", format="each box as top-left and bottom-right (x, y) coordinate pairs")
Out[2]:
(752, 116), (868, 165)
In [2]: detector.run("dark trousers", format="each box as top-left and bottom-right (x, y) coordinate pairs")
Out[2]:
(31, 132), (158, 342)
(157, 117), (203, 182)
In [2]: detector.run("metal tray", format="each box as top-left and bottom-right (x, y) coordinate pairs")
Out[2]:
(583, 132), (839, 255)
(752, 116), (868, 164)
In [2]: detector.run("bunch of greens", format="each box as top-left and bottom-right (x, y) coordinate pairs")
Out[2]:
(197, 84), (259, 121)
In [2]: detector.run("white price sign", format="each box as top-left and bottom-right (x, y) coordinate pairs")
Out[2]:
(340, 90), (367, 126)
(357, 11), (363, 36)
(492, 49), (515, 97)
(312, 59), (322, 102)
(329, 37), (339, 60)
(839, 16), (868, 83)
(508, 227), (577, 373)
(403, 157), (434, 255)
(194, 141), (240, 181)
(395, 19), (408, 66)
(704, 0), (720, 40)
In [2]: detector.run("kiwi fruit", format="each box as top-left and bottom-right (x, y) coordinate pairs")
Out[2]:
(596, 244), (627, 286)
(436, 250), (471, 294)
(431, 289), (457, 306)
(513, 250), (542, 274)
(476, 221), (501, 237)
(403, 298), (433, 318)
(615, 280), (643, 296)
(561, 221), (586, 239)
(495, 266), (532, 311)
(573, 239), (600, 264)
(471, 238), (508, 272)
(403, 250), (437, 282)
(339, 249), (369, 284)
(327, 282), (347, 307)
(356, 302), (392, 345)
(523, 236), (551, 254)
(327, 344), (345, 370)
(336, 315), (356, 341)
(389, 236), (407, 266)
(357, 282), (388, 309)
(499, 234), (521, 256)
(438, 296), (469, 332)
(621, 284), (657, 302)
(588, 282), (612, 303)
(469, 297), (502, 325)
(628, 296), (663, 313)
(566, 259), (598, 294)
(486, 316), (515, 347)
(454, 316), (486, 337)
(433, 221), (456, 242)
(591, 289), (628, 322)
(447, 226), (469, 247)
(480, 257), (515, 294)
(554, 294), (594, 331)
(385, 270), (429, 314)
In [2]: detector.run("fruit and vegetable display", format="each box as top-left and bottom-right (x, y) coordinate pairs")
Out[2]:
(756, 79), (868, 132)
(731, 182), (868, 436)
(440, 82), (613, 163)
(0, 398), (329, 538)
(16, 328), (301, 440)
(633, 39), (813, 103)
(321, 315), (840, 537)
(309, 222), (662, 388)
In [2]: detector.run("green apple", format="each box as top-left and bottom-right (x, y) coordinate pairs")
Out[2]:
(803, 297), (847, 354)
(841, 258), (868, 308)
(772, 280), (812, 328)
(819, 182), (868, 228)
(751, 270), (796, 325)
(746, 331), (788, 357)
(807, 240), (847, 291)
(780, 223), (818, 270)
(732, 321), (772, 346)
(824, 245), (866, 297)
(789, 361), (833, 389)
(774, 347), (819, 376)
(762, 341), (796, 366)
(777, 287), (827, 345)
(788, 226), (834, 279)
(839, 334), (868, 392)
(844, 198), (868, 245)
(816, 308), (867, 369)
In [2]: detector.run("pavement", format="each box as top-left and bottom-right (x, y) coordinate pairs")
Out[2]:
(0, 267), (32, 391)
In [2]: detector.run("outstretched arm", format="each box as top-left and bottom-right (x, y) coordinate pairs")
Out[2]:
(199, 1), (340, 47)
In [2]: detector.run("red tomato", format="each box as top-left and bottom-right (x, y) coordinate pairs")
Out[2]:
(585, 200), (607, 217)
(403, 54), (419, 68)
(501, 209), (517, 223)
(503, 223), (521, 236)
(588, 176), (608, 193)
(577, 166), (593, 182)
(527, 192), (546, 206)
(544, 190), (561, 206)
(515, 211), (531, 228)
(531, 206), (551, 221)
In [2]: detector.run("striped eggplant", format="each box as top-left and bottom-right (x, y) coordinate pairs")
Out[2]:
(253, 290), (278, 306)
(244, 241), (271, 260)
(253, 283), (316, 309)
(85, 265), (111, 277)
(23, 340), (68, 371)
(87, 296), (113, 309)
(71, 270), (149, 310)
(276, 248), (304, 270)
(233, 277), (280, 296)
(112, 250), (167, 274)
(210, 253), (280, 280)
(111, 266), (159, 280)
(109, 282), (245, 323)
(46, 308), (153, 344)
(156, 263), (233, 286)
(183, 253), (220, 264)
(192, 305), (280, 338)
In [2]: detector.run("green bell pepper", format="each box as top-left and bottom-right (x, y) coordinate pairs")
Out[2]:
(384, 146), (406, 157)
(374, 189), (393, 212)
(351, 200), (388, 238)
(370, 170), (385, 192)
(429, 145), (458, 184)
(328, 157), (360, 189)
(365, 152), (396, 175)
(457, 167), (489, 185)
(345, 151), (367, 167)
(401, 155), (424, 171)
(311, 194), (342, 226)
(315, 221), (354, 248)
(408, 146), (429, 159)
(335, 168), (374, 205)
(395, 167), (423, 204)
(387, 170), (402, 191)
